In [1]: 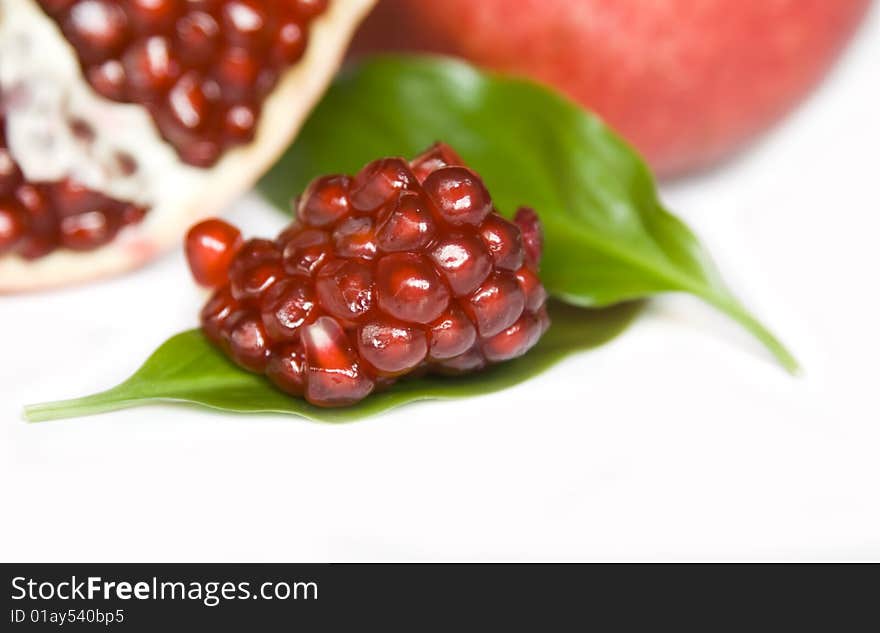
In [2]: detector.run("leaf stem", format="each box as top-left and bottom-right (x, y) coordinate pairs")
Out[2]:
(701, 293), (801, 375)
(24, 391), (136, 423)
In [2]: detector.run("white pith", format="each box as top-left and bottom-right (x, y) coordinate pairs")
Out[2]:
(0, 0), (375, 292)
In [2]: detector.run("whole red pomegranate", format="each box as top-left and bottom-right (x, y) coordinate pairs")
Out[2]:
(350, 0), (872, 177)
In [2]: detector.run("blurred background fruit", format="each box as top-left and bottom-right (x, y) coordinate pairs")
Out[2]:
(350, 0), (872, 177)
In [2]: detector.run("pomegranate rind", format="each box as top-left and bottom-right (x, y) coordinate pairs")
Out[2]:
(0, 0), (376, 292)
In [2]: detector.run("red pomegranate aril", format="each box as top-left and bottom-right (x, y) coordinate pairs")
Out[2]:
(86, 60), (128, 100)
(428, 233), (492, 297)
(227, 312), (271, 372)
(434, 346), (486, 375)
(63, 0), (128, 64)
(260, 276), (316, 341)
(349, 158), (417, 214)
(480, 212), (525, 271)
(0, 201), (28, 254)
(221, 0), (272, 49)
(0, 149), (22, 197)
(282, 228), (330, 276)
(175, 10), (220, 66)
(483, 312), (541, 362)
(515, 266), (548, 312)
(409, 142), (464, 182)
(167, 71), (212, 131)
(188, 142), (550, 407)
(357, 317), (428, 376)
(213, 46), (260, 100)
(230, 260), (284, 303)
(332, 216), (377, 259)
(123, 0), (181, 32)
(272, 19), (306, 65)
(376, 192), (436, 253)
(515, 207), (543, 265)
(315, 258), (374, 321)
(224, 104), (257, 142)
(422, 166), (492, 226)
(465, 272), (526, 337)
(297, 175), (352, 227)
(302, 316), (374, 407)
(428, 304), (477, 360)
(123, 36), (180, 99)
(59, 210), (117, 250)
(376, 252), (450, 324)
(185, 218), (243, 288)
(200, 285), (240, 344)
(50, 178), (104, 217)
(294, 0), (328, 19)
(266, 343), (307, 396)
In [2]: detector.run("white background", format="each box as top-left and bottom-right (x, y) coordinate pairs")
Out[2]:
(2, 7), (878, 562)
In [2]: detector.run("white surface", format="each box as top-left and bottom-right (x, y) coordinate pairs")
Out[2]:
(2, 8), (879, 562)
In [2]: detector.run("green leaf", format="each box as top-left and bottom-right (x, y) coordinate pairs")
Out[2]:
(24, 301), (640, 423)
(259, 55), (797, 372)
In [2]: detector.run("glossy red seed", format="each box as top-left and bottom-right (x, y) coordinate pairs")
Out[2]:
(315, 258), (374, 321)
(123, 36), (180, 98)
(376, 252), (450, 324)
(297, 175), (351, 227)
(230, 238), (280, 274)
(515, 206), (543, 265)
(200, 285), (240, 344)
(213, 46), (259, 100)
(123, 0), (181, 32)
(433, 346), (486, 375)
(175, 10), (220, 66)
(0, 148), (22, 197)
(514, 266), (548, 312)
(223, 104), (257, 142)
(349, 157), (417, 214)
(422, 166), (492, 226)
(59, 210), (117, 250)
(302, 316), (374, 407)
(294, 0), (328, 19)
(185, 218), (243, 287)
(482, 312), (541, 362)
(428, 304), (477, 360)
(227, 313), (271, 372)
(409, 142), (464, 182)
(375, 192), (435, 253)
(465, 272), (526, 337)
(259, 276), (316, 341)
(357, 318), (428, 376)
(230, 260), (284, 303)
(14, 185), (57, 259)
(282, 228), (330, 276)
(86, 60), (128, 100)
(63, 0), (128, 63)
(332, 216), (377, 259)
(221, 0), (271, 49)
(166, 71), (212, 131)
(0, 201), (28, 254)
(271, 18), (306, 65)
(480, 212), (524, 271)
(266, 343), (307, 396)
(428, 233), (492, 296)
(50, 178), (104, 216)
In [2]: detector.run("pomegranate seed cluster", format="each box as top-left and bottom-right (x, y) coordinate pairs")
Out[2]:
(185, 143), (550, 407)
(37, 0), (329, 167)
(0, 114), (146, 258)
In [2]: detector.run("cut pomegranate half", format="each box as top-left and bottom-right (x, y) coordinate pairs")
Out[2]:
(0, 0), (375, 292)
